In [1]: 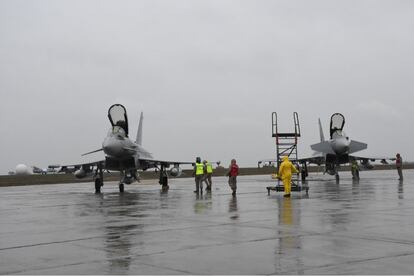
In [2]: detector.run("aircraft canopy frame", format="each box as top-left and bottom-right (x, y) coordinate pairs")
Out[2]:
(330, 113), (345, 139)
(108, 104), (129, 137)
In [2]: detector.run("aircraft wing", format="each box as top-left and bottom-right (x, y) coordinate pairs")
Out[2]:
(258, 156), (325, 166)
(137, 158), (195, 168)
(310, 141), (335, 154)
(350, 155), (396, 165)
(297, 155), (325, 166)
(58, 158), (105, 173)
(61, 157), (197, 173)
(348, 140), (368, 154)
(138, 157), (222, 167)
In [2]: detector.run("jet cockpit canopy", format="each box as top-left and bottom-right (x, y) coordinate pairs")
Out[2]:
(108, 104), (129, 137)
(330, 113), (345, 139)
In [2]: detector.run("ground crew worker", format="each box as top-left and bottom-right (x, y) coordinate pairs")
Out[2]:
(300, 162), (308, 181)
(278, 156), (299, 197)
(202, 160), (213, 191)
(396, 153), (403, 181)
(351, 160), (360, 180)
(227, 159), (239, 196)
(193, 157), (205, 194)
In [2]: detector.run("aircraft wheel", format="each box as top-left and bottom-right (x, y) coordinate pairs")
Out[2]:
(301, 170), (307, 181)
(119, 183), (124, 193)
(95, 178), (102, 194)
(161, 175), (168, 186)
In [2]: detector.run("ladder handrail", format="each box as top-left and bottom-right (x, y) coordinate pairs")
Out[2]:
(271, 112), (278, 137)
(272, 112), (301, 182)
(293, 112), (301, 137)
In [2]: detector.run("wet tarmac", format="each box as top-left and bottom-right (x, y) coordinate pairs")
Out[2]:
(1, 170), (414, 274)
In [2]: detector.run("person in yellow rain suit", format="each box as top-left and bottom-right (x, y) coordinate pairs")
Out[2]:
(278, 156), (299, 197)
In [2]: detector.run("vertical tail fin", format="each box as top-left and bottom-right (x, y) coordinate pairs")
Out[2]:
(318, 118), (325, 142)
(136, 112), (143, 145)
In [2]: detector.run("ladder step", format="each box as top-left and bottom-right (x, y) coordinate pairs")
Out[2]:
(278, 143), (296, 148)
(277, 136), (298, 138)
(272, 133), (301, 138)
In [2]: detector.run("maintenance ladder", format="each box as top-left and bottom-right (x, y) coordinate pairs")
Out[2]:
(267, 112), (307, 195)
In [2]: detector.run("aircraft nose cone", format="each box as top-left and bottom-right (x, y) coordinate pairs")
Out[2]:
(337, 145), (349, 154)
(103, 139), (123, 157)
(334, 139), (350, 154)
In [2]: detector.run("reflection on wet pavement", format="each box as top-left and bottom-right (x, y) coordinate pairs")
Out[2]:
(228, 196), (239, 220)
(1, 170), (414, 274)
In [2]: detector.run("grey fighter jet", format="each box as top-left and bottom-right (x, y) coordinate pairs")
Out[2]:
(259, 113), (393, 181)
(68, 104), (193, 193)
(298, 113), (393, 181)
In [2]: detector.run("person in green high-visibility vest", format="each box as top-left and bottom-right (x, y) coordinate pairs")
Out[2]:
(192, 157), (205, 194)
(202, 160), (214, 192)
(351, 160), (360, 180)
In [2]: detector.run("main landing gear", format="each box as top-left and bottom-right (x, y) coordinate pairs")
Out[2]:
(158, 164), (169, 191)
(334, 164), (340, 182)
(94, 162), (104, 194)
(95, 178), (102, 194)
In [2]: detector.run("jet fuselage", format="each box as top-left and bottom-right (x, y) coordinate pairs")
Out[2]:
(102, 129), (153, 161)
(329, 132), (350, 155)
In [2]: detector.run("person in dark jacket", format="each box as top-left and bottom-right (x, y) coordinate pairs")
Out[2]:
(396, 153), (403, 181)
(227, 159), (239, 196)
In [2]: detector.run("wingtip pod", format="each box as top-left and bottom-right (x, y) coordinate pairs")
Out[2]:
(136, 111), (143, 145)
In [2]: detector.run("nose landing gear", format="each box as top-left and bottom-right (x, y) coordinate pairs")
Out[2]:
(118, 170), (139, 193)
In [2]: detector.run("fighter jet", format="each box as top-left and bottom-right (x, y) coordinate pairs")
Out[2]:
(298, 113), (393, 181)
(66, 104), (193, 193)
(258, 113), (393, 181)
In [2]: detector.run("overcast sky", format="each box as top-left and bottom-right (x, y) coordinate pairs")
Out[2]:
(1, 0), (413, 174)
